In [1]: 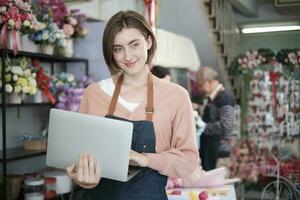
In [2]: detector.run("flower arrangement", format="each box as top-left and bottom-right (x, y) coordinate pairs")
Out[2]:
(50, 72), (93, 111)
(28, 22), (66, 47)
(60, 9), (88, 39)
(30, 0), (67, 25)
(28, 0), (67, 47)
(229, 139), (265, 184)
(276, 49), (300, 77)
(0, 0), (35, 54)
(229, 48), (275, 76)
(32, 59), (56, 104)
(0, 56), (37, 96)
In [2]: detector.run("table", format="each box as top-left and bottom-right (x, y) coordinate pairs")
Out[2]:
(167, 184), (236, 200)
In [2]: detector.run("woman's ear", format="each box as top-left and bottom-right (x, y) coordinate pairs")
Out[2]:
(146, 36), (152, 50)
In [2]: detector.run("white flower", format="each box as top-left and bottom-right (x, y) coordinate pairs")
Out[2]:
(5, 84), (13, 93)
(22, 86), (30, 94)
(8, 19), (15, 28)
(55, 32), (62, 39)
(23, 20), (31, 27)
(238, 58), (242, 64)
(42, 33), (49, 41)
(0, 6), (7, 13)
(32, 73), (36, 78)
(13, 75), (18, 81)
(24, 69), (31, 76)
(14, 86), (22, 93)
(11, 66), (23, 75)
(28, 77), (37, 87)
(67, 75), (75, 82)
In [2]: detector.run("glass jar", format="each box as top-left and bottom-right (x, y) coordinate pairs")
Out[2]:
(44, 177), (56, 199)
(24, 177), (44, 200)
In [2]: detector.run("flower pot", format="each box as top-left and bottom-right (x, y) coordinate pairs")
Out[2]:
(7, 93), (22, 104)
(58, 38), (74, 57)
(40, 44), (54, 55)
(21, 36), (40, 53)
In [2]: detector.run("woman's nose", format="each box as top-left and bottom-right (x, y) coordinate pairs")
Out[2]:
(124, 49), (133, 61)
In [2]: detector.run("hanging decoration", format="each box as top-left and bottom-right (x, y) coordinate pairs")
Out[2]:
(229, 48), (300, 140)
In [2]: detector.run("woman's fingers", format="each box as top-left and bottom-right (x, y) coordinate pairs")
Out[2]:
(94, 161), (101, 183)
(83, 153), (89, 183)
(77, 153), (84, 182)
(66, 164), (76, 178)
(89, 154), (95, 182)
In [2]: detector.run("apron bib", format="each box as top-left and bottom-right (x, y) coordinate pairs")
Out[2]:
(83, 74), (167, 200)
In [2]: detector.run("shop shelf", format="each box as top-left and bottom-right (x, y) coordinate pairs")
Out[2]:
(0, 147), (46, 162)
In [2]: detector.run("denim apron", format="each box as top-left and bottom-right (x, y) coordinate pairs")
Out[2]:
(83, 73), (168, 200)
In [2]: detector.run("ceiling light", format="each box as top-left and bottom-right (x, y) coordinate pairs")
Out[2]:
(241, 25), (300, 34)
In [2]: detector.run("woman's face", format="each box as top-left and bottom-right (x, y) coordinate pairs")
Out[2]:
(112, 28), (152, 76)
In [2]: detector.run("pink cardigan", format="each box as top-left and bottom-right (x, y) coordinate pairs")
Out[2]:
(79, 76), (200, 178)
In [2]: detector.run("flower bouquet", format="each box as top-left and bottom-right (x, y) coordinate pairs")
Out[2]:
(60, 9), (88, 39)
(0, 0), (35, 55)
(28, 0), (67, 54)
(31, 58), (56, 104)
(28, 22), (66, 54)
(57, 9), (88, 57)
(0, 56), (37, 103)
(50, 72), (93, 111)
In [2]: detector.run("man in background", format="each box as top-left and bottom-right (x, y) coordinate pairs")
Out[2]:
(196, 66), (235, 171)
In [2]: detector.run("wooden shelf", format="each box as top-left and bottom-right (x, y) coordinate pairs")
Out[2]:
(0, 49), (87, 63)
(0, 102), (52, 108)
(0, 147), (46, 163)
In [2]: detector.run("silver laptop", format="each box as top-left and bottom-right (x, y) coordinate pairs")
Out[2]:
(47, 108), (141, 182)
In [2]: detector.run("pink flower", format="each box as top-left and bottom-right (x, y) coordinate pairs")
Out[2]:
(63, 24), (75, 37)
(68, 17), (78, 26)
(8, 6), (19, 14)
(15, 20), (21, 29)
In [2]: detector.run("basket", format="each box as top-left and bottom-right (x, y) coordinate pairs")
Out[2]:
(7, 175), (23, 200)
(23, 140), (47, 150)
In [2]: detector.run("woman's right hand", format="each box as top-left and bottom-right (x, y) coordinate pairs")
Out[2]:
(66, 152), (101, 189)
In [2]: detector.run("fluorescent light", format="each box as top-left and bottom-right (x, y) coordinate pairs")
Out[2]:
(241, 25), (300, 34)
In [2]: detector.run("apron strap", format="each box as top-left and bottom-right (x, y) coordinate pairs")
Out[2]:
(107, 73), (154, 121)
(146, 73), (154, 121)
(107, 74), (123, 116)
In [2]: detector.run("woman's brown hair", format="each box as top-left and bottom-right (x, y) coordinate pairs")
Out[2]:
(102, 10), (157, 75)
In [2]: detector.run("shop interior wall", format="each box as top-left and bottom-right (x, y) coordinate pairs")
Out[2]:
(158, 0), (218, 68)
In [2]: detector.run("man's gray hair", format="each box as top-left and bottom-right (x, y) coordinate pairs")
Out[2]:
(197, 66), (219, 81)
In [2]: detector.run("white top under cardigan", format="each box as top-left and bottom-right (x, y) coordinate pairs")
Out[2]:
(98, 78), (140, 112)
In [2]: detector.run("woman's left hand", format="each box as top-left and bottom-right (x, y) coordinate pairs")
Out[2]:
(129, 150), (148, 167)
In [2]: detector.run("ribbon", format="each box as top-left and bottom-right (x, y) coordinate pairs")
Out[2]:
(269, 71), (280, 117)
(12, 29), (19, 56)
(0, 24), (8, 48)
(0, 24), (19, 55)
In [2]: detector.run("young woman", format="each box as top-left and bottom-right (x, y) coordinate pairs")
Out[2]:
(66, 10), (200, 199)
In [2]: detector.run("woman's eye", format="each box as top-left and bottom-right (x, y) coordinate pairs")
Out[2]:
(113, 48), (123, 53)
(131, 43), (139, 48)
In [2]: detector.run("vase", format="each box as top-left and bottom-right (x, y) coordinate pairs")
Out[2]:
(7, 93), (22, 104)
(33, 90), (43, 103)
(21, 35), (40, 53)
(40, 44), (54, 55)
(61, 38), (74, 57)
